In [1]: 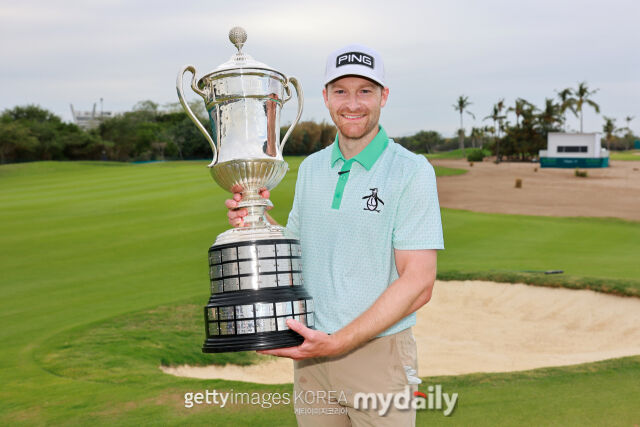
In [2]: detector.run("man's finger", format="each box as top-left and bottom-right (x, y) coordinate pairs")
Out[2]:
(286, 319), (312, 338)
(258, 346), (300, 359)
(233, 193), (242, 201)
(259, 189), (270, 199)
(228, 208), (247, 219)
(225, 199), (238, 209)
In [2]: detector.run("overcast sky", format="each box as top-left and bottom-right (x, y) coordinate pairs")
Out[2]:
(1, 0), (638, 138)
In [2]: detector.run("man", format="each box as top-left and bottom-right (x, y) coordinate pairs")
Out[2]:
(226, 44), (444, 426)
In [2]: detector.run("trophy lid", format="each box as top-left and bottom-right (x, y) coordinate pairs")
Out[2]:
(207, 27), (282, 76)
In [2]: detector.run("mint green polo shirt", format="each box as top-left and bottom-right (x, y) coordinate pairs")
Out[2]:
(286, 126), (444, 337)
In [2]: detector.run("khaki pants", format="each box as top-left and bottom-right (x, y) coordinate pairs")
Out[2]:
(293, 328), (418, 426)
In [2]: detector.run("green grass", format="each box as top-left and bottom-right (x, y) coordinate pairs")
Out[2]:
(610, 150), (640, 161)
(417, 356), (640, 425)
(1, 159), (639, 425)
(34, 298), (640, 425)
(433, 165), (467, 176)
(426, 148), (491, 160)
(438, 211), (640, 296)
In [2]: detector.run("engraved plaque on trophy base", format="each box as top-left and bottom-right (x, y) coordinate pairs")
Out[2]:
(202, 238), (314, 353)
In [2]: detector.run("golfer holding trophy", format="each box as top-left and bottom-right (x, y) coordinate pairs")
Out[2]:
(181, 27), (443, 425)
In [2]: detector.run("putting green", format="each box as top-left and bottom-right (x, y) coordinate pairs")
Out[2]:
(1, 160), (638, 425)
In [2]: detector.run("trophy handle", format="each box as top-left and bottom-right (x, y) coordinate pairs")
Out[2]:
(280, 77), (304, 152)
(176, 65), (218, 166)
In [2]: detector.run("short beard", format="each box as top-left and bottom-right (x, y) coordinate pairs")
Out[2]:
(332, 112), (380, 142)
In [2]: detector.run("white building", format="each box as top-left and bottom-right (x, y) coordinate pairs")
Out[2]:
(70, 101), (112, 131)
(539, 133), (609, 168)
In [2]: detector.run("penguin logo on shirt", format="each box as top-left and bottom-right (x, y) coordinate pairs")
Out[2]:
(362, 188), (384, 212)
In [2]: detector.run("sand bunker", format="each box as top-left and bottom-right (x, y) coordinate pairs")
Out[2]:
(432, 159), (640, 221)
(161, 280), (640, 383)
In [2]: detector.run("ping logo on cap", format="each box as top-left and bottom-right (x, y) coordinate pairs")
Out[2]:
(336, 52), (374, 69)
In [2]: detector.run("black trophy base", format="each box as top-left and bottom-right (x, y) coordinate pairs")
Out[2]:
(202, 238), (314, 353)
(202, 286), (313, 353)
(202, 330), (304, 353)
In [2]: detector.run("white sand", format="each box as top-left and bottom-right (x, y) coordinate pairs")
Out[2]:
(161, 280), (640, 384)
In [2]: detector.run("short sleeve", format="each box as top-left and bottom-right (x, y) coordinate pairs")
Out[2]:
(285, 161), (304, 239)
(392, 157), (444, 250)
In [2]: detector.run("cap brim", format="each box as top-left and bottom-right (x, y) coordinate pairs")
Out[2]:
(324, 72), (385, 87)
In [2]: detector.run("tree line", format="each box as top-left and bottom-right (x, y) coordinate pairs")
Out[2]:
(0, 101), (339, 164)
(0, 100), (482, 164)
(1, 84), (636, 164)
(451, 82), (637, 162)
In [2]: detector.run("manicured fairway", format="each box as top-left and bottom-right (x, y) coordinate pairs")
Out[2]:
(1, 160), (638, 425)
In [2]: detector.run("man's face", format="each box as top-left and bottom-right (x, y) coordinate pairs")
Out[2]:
(323, 76), (389, 141)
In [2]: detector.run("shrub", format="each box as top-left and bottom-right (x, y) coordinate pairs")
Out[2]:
(466, 148), (485, 162)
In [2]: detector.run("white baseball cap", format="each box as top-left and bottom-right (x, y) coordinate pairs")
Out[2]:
(324, 44), (385, 87)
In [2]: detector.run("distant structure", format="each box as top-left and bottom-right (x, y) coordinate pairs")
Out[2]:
(70, 98), (112, 130)
(539, 133), (609, 168)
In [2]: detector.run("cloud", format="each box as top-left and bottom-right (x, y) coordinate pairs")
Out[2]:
(1, 0), (638, 136)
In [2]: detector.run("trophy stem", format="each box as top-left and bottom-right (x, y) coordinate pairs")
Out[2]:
(237, 192), (272, 229)
(242, 204), (268, 228)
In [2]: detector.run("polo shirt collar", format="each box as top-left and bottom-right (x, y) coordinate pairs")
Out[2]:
(330, 125), (389, 170)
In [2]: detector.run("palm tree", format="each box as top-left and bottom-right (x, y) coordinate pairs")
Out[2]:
(496, 98), (506, 133)
(483, 105), (499, 139)
(508, 98), (535, 127)
(452, 95), (475, 156)
(624, 116), (635, 136)
(625, 116), (635, 129)
(483, 99), (507, 163)
(555, 88), (577, 130)
(574, 82), (600, 132)
(470, 127), (485, 149)
(538, 98), (564, 133)
(622, 116), (635, 150)
(602, 116), (618, 151)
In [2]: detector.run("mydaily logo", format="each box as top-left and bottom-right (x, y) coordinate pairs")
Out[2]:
(353, 385), (458, 416)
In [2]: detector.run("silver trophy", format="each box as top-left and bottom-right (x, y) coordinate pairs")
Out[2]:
(177, 27), (314, 352)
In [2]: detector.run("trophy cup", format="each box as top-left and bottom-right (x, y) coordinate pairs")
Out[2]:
(176, 27), (314, 353)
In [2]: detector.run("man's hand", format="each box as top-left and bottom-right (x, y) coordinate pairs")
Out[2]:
(261, 249), (437, 361)
(257, 319), (345, 360)
(225, 188), (271, 227)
